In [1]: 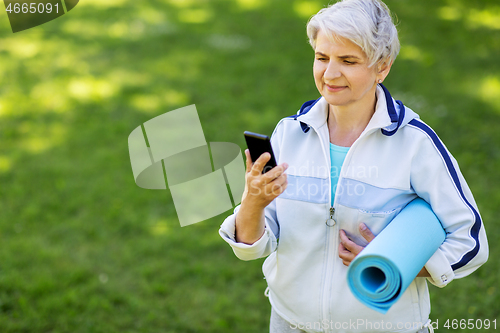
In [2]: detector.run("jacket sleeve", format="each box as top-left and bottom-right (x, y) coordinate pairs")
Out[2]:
(219, 201), (279, 261)
(218, 122), (285, 261)
(409, 120), (488, 288)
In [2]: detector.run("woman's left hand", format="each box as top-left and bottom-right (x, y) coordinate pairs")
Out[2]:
(338, 223), (431, 277)
(338, 223), (375, 266)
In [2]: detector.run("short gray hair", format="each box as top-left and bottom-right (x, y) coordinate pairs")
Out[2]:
(307, 0), (400, 67)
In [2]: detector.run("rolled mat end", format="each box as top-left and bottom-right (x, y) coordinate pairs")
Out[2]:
(347, 198), (446, 313)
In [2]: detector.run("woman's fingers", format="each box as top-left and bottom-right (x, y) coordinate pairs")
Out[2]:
(339, 230), (363, 254)
(264, 165), (288, 193)
(248, 152), (288, 179)
(267, 173), (288, 196)
(244, 149), (253, 173)
(338, 227), (376, 266)
(250, 152), (271, 175)
(338, 230), (367, 266)
(359, 223), (375, 242)
(263, 162), (288, 183)
(242, 150), (288, 208)
(338, 242), (355, 266)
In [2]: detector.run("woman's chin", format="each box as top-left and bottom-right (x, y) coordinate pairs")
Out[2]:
(322, 95), (350, 107)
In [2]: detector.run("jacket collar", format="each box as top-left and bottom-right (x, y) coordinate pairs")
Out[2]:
(295, 84), (413, 135)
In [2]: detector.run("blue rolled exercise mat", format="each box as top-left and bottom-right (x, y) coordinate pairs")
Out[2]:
(347, 198), (446, 314)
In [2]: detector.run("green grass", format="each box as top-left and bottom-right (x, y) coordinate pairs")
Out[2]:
(0, 0), (499, 332)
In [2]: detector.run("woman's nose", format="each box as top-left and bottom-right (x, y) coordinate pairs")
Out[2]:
(324, 62), (341, 81)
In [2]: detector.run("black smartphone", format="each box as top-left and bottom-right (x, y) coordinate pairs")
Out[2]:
(244, 131), (278, 173)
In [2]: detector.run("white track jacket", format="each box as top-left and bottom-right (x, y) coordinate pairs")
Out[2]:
(219, 85), (488, 333)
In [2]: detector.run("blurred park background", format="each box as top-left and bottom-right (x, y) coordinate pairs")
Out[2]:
(0, 0), (499, 332)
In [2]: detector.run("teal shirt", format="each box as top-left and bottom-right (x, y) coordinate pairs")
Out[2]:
(330, 143), (350, 206)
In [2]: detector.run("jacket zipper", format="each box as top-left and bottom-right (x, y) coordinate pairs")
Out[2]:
(323, 205), (337, 331)
(311, 121), (380, 332)
(326, 207), (335, 226)
(309, 122), (336, 331)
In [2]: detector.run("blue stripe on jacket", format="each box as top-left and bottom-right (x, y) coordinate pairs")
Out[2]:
(408, 119), (482, 271)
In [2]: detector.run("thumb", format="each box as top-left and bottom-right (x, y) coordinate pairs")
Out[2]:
(359, 223), (375, 243)
(244, 149), (253, 173)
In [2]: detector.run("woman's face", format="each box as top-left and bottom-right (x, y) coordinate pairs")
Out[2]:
(313, 30), (381, 108)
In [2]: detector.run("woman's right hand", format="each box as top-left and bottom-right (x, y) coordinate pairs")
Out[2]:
(235, 149), (288, 244)
(241, 149), (288, 209)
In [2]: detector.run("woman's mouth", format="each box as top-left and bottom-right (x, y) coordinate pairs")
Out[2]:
(325, 84), (347, 92)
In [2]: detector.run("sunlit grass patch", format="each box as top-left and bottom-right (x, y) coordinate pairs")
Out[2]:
(130, 94), (162, 113)
(149, 220), (171, 236)
(479, 76), (500, 111)
(438, 5), (500, 30)
(83, 0), (128, 8)
(68, 77), (119, 102)
(18, 122), (67, 154)
(293, 0), (323, 19)
(438, 6), (462, 21)
(1, 39), (41, 58)
(178, 8), (213, 24)
(0, 156), (12, 173)
(235, 0), (265, 11)
(467, 7), (500, 30)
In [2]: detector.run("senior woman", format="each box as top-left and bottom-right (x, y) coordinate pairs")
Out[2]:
(219, 0), (488, 332)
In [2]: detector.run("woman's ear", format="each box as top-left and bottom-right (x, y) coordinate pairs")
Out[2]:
(376, 60), (393, 83)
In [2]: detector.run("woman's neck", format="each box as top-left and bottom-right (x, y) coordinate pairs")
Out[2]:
(328, 92), (377, 147)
